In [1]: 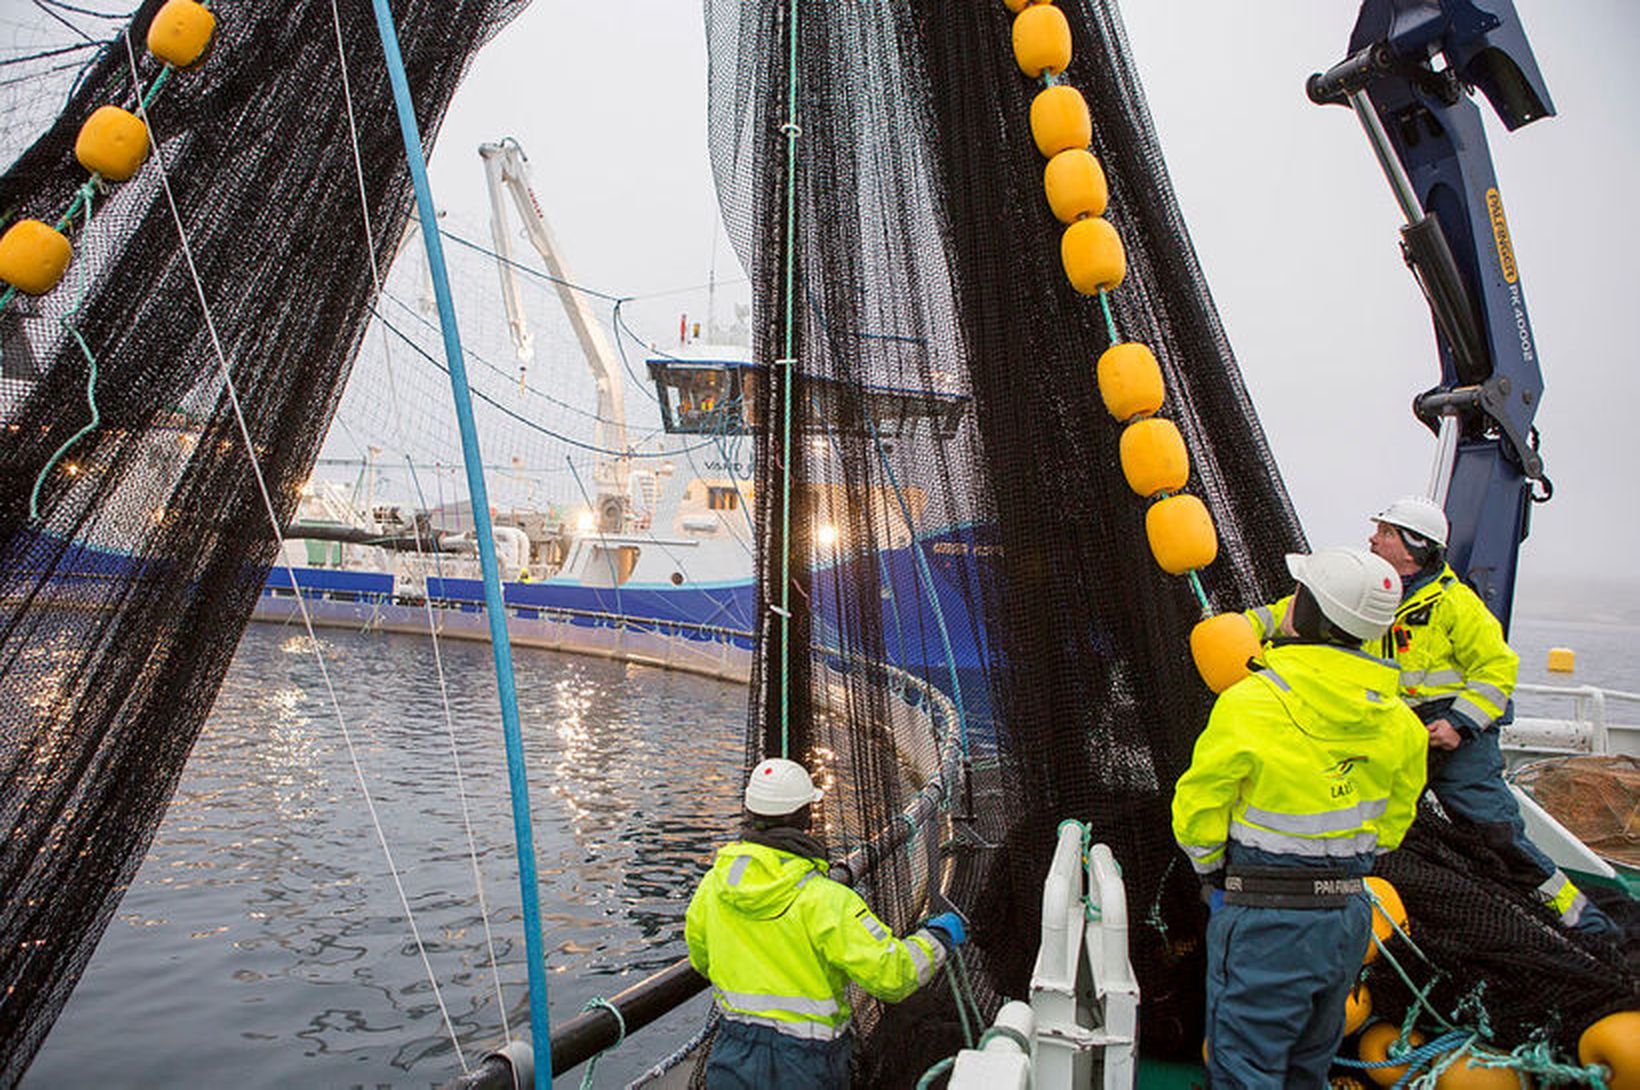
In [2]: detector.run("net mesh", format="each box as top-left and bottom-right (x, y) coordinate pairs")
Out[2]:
(704, 0), (1637, 1081)
(0, 0), (523, 1080)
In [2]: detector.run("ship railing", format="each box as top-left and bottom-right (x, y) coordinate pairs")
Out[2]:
(1503, 682), (1640, 761)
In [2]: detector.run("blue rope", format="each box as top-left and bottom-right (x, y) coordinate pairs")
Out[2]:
(366, 3), (552, 1084)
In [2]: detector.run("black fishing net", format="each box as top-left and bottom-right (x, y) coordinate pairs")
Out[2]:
(704, 0), (1636, 1083)
(1367, 804), (1640, 1056)
(706, 0), (1302, 1078)
(0, 0), (523, 1080)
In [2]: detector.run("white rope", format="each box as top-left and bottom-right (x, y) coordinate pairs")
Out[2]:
(121, 31), (469, 1071)
(325, 0), (512, 1044)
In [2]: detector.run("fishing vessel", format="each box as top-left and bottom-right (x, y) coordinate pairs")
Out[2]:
(1, 0), (1635, 1088)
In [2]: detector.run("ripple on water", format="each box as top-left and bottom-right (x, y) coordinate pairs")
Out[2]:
(24, 625), (747, 1088)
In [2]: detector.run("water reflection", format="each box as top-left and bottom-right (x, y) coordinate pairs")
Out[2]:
(25, 624), (746, 1088)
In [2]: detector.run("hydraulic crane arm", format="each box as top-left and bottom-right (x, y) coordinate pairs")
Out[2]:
(479, 139), (630, 508)
(1309, 0), (1554, 630)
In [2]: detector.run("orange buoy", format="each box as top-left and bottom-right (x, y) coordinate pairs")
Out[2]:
(1332, 1079), (1369, 1090)
(1343, 983), (1373, 1036)
(1044, 148), (1107, 224)
(1433, 1051), (1529, 1089)
(75, 105), (150, 181)
(0, 219), (72, 295)
(1579, 1011), (1640, 1090)
(1002, 0), (1039, 11)
(1060, 216), (1125, 294)
(1362, 876), (1407, 965)
(147, 0), (215, 67)
(1145, 494), (1217, 575)
(1096, 342), (1164, 421)
(1029, 84), (1091, 158)
(1359, 1023), (1426, 1087)
(1190, 613), (1259, 694)
(1012, 3), (1071, 78)
(1119, 417), (1188, 497)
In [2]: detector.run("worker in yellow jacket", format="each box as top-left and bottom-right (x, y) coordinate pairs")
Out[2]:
(1175, 546), (1428, 1088)
(1247, 497), (1616, 936)
(685, 758), (965, 1088)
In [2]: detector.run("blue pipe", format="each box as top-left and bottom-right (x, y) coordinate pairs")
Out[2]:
(366, 5), (553, 1084)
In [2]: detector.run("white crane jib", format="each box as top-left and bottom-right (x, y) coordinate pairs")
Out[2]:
(478, 139), (630, 519)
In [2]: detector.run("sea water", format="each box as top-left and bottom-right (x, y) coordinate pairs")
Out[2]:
(23, 615), (1638, 1088)
(24, 622), (745, 1089)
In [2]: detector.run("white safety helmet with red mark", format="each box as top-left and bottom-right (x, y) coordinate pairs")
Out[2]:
(744, 757), (824, 816)
(1285, 546), (1402, 641)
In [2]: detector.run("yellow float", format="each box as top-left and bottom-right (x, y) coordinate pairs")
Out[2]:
(1060, 216), (1125, 294)
(1044, 148), (1107, 224)
(0, 219), (72, 295)
(1362, 875), (1407, 965)
(1579, 1011), (1640, 1090)
(1145, 494), (1217, 575)
(1359, 1023), (1426, 1087)
(1190, 613), (1259, 694)
(1118, 417), (1188, 497)
(75, 106), (150, 182)
(1095, 342), (1163, 421)
(1029, 84), (1091, 158)
(1012, 3), (1071, 78)
(147, 0), (216, 68)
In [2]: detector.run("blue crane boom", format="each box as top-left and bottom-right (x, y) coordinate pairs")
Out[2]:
(1309, 0), (1554, 632)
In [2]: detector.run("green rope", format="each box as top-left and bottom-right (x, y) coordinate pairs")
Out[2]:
(1097, 288), (1119, 345)
(775, 0), (802, 758)
(29, 196), (103, 521)
(915, 1056), (955, 1090)
(577, 996), (626, 1090)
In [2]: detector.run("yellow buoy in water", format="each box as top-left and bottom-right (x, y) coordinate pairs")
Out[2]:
(1546, 647), (1575, 674)
(1343, 983), (1373, 1036)
(1362, 875), (1406, 965)
(1579, 1011), (1640, 1090)
(1359, 1023), (1426, 1087)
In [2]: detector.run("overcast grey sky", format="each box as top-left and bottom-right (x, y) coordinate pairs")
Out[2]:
(422, 1), (1639, 599)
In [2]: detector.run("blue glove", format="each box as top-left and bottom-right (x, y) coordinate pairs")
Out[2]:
(925, 911), (968, 949)
(1205, 888), (1225, 916)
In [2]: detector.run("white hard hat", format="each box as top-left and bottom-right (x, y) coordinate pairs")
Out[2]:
(1285, 547), (1402, 641)
(1374, 495), (1449, 548)
(744, 758), (823, 816)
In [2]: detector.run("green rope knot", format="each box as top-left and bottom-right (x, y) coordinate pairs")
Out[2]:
(578, 996), (626, 1090)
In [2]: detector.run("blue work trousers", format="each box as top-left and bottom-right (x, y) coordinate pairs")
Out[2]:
(1205, 898), (1371, 1090)
(1426, 714), (1616, 935)
(705, 1018), (852, 1090)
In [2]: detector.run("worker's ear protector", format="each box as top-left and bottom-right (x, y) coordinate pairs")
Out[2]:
(1290, 585), (1358, 647)
(1396, 527), (1443, 571)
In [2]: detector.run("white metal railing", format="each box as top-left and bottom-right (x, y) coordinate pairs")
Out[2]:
(1504, 683), (1640, 759)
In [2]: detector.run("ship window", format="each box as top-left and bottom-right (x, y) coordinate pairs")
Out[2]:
(707, 486), (740, 511)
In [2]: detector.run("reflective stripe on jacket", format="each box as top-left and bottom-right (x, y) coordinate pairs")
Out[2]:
(1375, 566), (1516, 731)
(1246, 566), (1516, 732)
(1172, 643), (1428, 875)
(684, 840), (944, 1040)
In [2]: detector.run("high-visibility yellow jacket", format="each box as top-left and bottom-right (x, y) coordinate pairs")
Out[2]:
(1172, 643), (1428, 876)
(1245, 565), (1516, 733)
(684, 840), (945, 1041)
